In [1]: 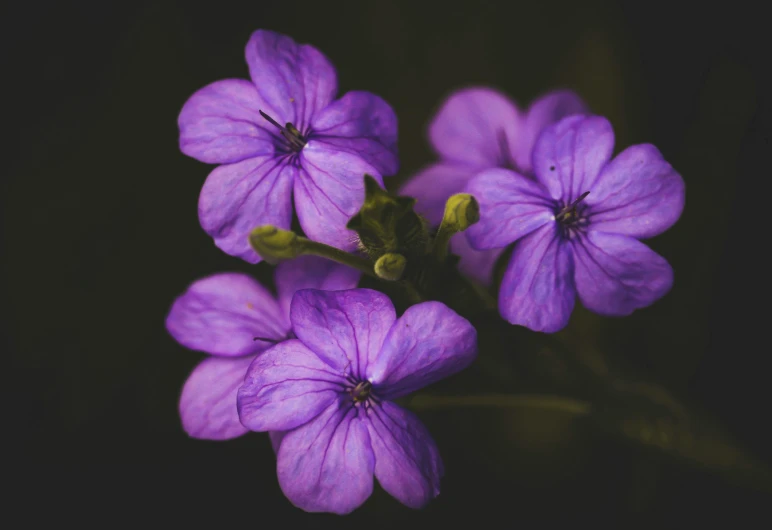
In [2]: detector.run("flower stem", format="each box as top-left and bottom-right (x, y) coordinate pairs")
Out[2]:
(299, 238), (378, 278)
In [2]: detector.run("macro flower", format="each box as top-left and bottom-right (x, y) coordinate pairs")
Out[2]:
(400, 87), (587, 284)
(179, 29), (398, 262)
(237, 288), (477, 513)
(465, 114), (685, 332)
(165, 256), (360, 440)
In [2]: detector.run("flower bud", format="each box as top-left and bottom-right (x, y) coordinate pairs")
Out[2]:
(374, 252), (407, 281)
(249, 225), (302, 264)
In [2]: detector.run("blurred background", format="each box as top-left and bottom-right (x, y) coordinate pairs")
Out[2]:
(3, 0), (769, 525)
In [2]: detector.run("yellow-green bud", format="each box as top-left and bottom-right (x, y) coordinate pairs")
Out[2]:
(442, 193), (480, 231)
(248, 225), (302, 264)
(374, 252), (406, 281)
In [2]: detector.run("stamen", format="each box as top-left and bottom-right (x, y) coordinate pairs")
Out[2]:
(258, 109), (306, 151)
(556, 191), (590, 225)
(350, 381), (372, 403)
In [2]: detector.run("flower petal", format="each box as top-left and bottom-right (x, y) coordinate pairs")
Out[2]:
(296, 144), (380, 251)
(367, 402), (443, 508)
(571, 231), (673, 316)
(429, 87), (523, 167)
(277, 402), (374, 514)
(532, 115), (614, 202)
(312, 90), (399, 176)
(290, 289), (396, 377)
(245, 30), (337, 131)
(179, 356), (254, 440)
(516, 90), (589, 173)
(165, 273), (288, 357)
(237, 340), (343, 432)
(399, 162), (480, 226)
(198, 155), (295, 263)
(499, 223), (576, 332)
(275, 256), (361, 321)
(367, 301), (476, 399)
(178, 79), (275, 164)
(450, 232), (505, 286)
(464, 168), (554, 250)
(587, 144), (685, 238)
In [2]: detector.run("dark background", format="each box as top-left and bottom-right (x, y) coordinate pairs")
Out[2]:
(4, 0), (770, 525)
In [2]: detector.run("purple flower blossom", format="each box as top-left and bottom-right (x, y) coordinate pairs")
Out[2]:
(179, 30), (398, 263)
(400, 87), (587, 284)
(237, 288), (477, 513)
(165, 256), (360, 440)
(465, 114), (685, 332)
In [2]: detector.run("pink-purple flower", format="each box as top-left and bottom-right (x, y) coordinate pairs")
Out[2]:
(237, 288), (477, 513)
(179, 29), (398, 263)
(465, 114), (686, 332)
(165, 256), (360, 440)
(400, 87), (587, 284)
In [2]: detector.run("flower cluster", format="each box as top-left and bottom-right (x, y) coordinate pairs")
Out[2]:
(168, 29), (685, 514)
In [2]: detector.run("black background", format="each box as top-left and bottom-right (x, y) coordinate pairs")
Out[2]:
(4, 0), (770, 526)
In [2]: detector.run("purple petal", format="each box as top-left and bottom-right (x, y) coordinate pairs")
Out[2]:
(296, 144), (380, 251)
(367, 402), (443, 508)
(290, 289), (396, 377)
(178, 79), (275, 164)
(277, 402), (374, 514)
(237, 339), (343, 432)
(245, 30), (337, 132)
(367, 301), (476, 399)
(516, 90), (589, 173)
(198, 156), (295, 263)
(499, 223), (576, 332)
(464, 168), (554, 250)
(179, 356), (255, 440)
(450, 232), (505, 286)
(165, 273), (288, 357)
(429, 87), (523, 167)
(532, 115), (614, 202)
(588, 144), (685, 238)
(312, 90), (399, 176)
(571, 231), (673, 316)
(275, 256), (361, 321)
(399, 162), (480, 226)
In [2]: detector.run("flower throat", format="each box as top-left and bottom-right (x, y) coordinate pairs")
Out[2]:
(555, 191), (590, 237)
(259, 110), (307, 152)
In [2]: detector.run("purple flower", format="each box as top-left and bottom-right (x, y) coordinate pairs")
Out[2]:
(237, 288), (477, 513)
(179, 30), (398, 263)
(400, 87), (587, 284)
(465, 114), (686, 332)
(165, 256), (360, 440)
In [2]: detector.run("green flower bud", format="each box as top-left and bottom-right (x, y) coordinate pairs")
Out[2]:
(374, 252), (407, 281)
(248, 225), (302, 264)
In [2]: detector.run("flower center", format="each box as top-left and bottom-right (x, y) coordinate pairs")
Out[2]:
(343, 374), (377, 408)
(555, 191), (590, 237)
(349, 380), (372, 403)
(259, 110), (307, 153)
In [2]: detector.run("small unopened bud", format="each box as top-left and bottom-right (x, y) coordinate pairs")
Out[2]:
(442, 193), (480, 231)
(249, 225), (302, 264)
(374, 252), (406, 281)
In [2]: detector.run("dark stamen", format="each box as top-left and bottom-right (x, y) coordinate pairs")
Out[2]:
(350, 381), (372, 403)
(258, 110), (284, 130)
(556, 191), (590, 225)
(259, 109), (306, 151)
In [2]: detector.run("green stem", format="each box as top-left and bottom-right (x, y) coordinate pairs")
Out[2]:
(408, 393), (592, 416)
(299, 238), (377, 278)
